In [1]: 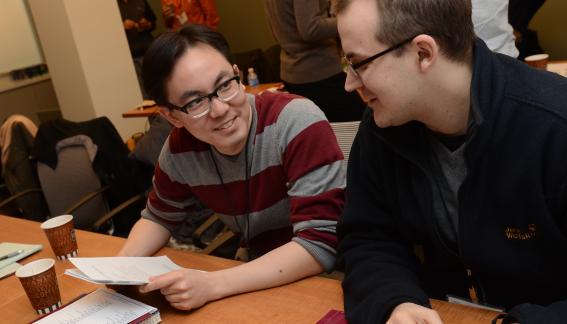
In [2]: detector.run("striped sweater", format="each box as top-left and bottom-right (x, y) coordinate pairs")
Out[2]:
(142, 91), (345, 270)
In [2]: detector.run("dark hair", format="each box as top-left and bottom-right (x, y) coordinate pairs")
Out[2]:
(142, 24), (231, 105)
(333, 0), (475, 62)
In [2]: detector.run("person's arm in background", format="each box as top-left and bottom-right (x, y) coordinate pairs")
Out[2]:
(137, 0), (157, 32)
(123, 19), (137, 31)
(161, 0), (177, 30)
(200, 0), (220, 30)
(338, 113), (436, 323)
(293, 0), (337, 42)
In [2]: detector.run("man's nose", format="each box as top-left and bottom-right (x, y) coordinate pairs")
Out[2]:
(208, 97), (229, 119)
(344, 70), (363, 93)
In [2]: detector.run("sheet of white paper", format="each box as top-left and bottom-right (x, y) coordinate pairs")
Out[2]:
(33, 288), (158, 324)
(68, 256), (181, 285)
(64, 268), (124, 285)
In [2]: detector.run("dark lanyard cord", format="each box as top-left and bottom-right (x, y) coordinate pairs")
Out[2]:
(209, 137), (251, 250)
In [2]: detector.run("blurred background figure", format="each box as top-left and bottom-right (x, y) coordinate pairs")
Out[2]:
(509, 0), (546, 60)
(161, 0), (220, 31)
(117, 0), (157, 99)
(472, 0), (518, 58)
(263, 0), (365, 122)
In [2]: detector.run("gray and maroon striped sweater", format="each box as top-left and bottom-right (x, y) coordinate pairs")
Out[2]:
(142, 91), (345, 271)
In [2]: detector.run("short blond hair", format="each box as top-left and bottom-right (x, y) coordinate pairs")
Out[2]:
(334, 0), (475, 62)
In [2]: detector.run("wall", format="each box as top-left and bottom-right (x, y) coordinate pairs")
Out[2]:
(28, 0), (96, 122)
(531, 0), (567, 60)
(216, 0), (276, 52)
(146, 0), (276, 52)
(0, 0), (43, 74)
(28, 0), (146, 140)
(0, 79), (59, 125)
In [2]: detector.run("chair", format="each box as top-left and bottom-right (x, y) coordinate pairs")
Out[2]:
(190, 122), (362, 258)
(330, 121), (361, 164)
(20, 117), (148, 236)
(191, 214), (236, 255)
(263, 44), (281, 82)
(36, 142), (145, 231)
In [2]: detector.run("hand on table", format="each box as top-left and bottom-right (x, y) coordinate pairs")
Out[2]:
(139, 268), (219, 310)
(387, 302), (443, 324)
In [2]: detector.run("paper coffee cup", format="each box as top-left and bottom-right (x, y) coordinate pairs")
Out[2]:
(525, 53), (549, 70)
(16, 258), (62, 314)
(41, 215), (78, 260)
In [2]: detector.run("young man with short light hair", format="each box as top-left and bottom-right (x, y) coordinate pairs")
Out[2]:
(335, 0), (567, 322)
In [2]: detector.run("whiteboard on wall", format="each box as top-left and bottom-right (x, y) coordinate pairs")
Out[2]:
(0, 0), (43, 74)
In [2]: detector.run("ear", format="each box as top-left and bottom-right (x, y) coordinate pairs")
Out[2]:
(233, 64), (246, 90)
(412, 34), (439, 72)
(159, 106), (184, 128)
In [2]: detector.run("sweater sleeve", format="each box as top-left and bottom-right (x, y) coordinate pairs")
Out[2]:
(293, 0), (337, 42)
(338, 114), (431, 323)
(277, 98), (345, 272)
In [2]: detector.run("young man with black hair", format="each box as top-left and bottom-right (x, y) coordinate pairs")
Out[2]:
(117, 24), (345, 311)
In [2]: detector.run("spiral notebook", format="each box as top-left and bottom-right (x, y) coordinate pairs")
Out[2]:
(32, 288), (161, 324)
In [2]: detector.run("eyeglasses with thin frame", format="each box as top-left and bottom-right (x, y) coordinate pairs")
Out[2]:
(342, 35), (418, 78)
(167, 75), (241, 118)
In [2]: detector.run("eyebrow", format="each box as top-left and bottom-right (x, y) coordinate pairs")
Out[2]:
(178, 70), (232, 102)
(344, 50), (364, 61)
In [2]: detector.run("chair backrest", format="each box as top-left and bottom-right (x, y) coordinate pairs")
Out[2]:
(330, 121), (360, 165)
(37, 145), (108, 229)
(263, 44), (281, 82)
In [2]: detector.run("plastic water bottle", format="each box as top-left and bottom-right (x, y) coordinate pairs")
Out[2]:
(247, 67), (259, 86)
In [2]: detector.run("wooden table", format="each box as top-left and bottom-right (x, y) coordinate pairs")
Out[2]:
(548, 60), (567, 77)
(122, 82), (283, 118)
(0, 215), (500, 323)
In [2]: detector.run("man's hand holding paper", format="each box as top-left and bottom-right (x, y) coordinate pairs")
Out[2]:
(140, 268), (216, 310)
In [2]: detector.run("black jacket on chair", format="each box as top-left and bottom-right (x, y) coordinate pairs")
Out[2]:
(31, 117), (150, 236)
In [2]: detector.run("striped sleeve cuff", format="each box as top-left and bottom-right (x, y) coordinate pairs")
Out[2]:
(292, 237), (336, 273)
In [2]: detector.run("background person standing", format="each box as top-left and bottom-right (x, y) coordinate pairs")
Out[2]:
(162, 0), (220, 31)
(117, 0), (157, 98)
(263, 0), (366, 122)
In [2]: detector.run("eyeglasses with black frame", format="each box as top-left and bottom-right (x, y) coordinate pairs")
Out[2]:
(342, 35), (418, 78)
(167, 75), (241, 118)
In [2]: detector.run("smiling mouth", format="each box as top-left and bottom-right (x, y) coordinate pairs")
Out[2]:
(216, 117), (236, 131)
